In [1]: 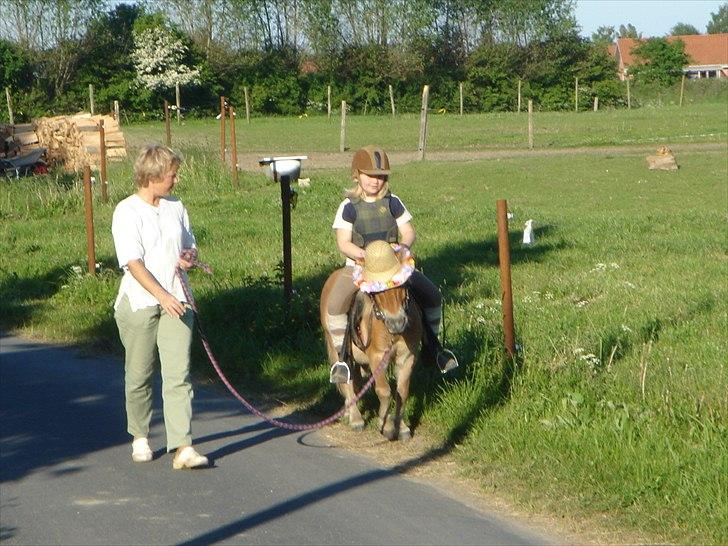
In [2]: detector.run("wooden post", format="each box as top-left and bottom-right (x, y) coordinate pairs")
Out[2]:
(496, 199), (515, 359)
(418, 84), (430, 161)
(527, 99), (533, 149)
(229, 105), (238, 188)
(574, 77), (578, 112)
(219, 96), (226, 164)
(626, 78), (631, 110)
(114, 100), (120, 123)
(163, 99), (171, 146)
(89, 84), (95, 115)
(593, 96), (599, 112)
(517, 79), (522, 113)
(339, 100), (347, 152)
(327, 85), (332, 120)
(6, 87), (14, 124)
(83, 165), (96, 276)
(98, 119), (108, 203)
(244, 86), (250, 124)
(459, 82), (464, 116)
(175, 81), (181, 124)
(389, 84), (396, 117)
(679, 74), (685, 106)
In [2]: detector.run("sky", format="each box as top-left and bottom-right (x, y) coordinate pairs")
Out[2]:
(574, 0), (726, 38)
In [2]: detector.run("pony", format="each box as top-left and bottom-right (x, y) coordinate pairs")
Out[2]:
(320, 260), (422, 441)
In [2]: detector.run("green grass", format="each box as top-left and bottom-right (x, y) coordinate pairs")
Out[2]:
(1, 105), (726, 544)
(122, 102), (727, 155)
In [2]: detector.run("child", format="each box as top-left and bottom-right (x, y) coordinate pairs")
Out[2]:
(326, 145), (458, 383)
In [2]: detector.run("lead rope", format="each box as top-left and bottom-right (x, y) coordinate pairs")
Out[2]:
(176, 255), (390, 432)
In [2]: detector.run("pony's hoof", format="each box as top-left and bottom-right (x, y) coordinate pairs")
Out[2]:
(398, 429), (412, 442)
(350, 422), (365, 432)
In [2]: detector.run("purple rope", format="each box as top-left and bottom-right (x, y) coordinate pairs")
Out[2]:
(176, 259), (390, 431)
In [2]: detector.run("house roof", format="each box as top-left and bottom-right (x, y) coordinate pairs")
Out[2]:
(613, 33), (728, 68)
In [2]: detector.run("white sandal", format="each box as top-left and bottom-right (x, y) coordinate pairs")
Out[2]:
(172, 446), (209, 469)
(131, 438), (153, 463)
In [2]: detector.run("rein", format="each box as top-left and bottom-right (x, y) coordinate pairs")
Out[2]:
(176, 256), (389, 432)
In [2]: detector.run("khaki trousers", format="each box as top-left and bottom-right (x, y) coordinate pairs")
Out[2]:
(114, 295), (195, 451)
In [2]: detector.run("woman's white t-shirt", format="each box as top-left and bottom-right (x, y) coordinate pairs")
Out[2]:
(112, 194), (196, 311)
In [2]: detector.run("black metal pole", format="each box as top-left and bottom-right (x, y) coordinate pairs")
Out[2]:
(279, 173), (293, 311)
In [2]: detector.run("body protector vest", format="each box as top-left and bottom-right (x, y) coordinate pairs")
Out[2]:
(350, 194), (399, 248)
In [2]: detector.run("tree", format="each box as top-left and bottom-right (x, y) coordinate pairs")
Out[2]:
(618, 23), (640, 39)
(132, 26), (201, 91)
(591, 25), (615, 45)
(669, 22), (700, 36)
(706, 3), (728, 33)
(631, 37), (689, 86)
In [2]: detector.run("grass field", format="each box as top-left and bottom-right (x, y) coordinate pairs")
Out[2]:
(1, 104), (726, 544)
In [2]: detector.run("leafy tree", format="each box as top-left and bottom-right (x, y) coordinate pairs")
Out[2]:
(0, 40), (32, 90)
(618, 23), (640, 39)
(631, 37), (689, 86)
(132, 26), (201, 92)
(706, 3), (728, 33)
(669, 22), (700, 36)
(591, 25), (615, 45)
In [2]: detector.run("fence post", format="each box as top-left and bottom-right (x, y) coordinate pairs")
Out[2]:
(175, 82), (181, 124)
(219, 96), (226, 164)
(626, 78), (631, 110)
(114, 100), (120, 124)
(574, 77), (578, 112)
(593, 96), (599, 112)
(83, 165), (97, 276)
(229, 105), (238, 188)
(679, 74), (685, 106)
(496, 199), (515, 359)
(418, 84), (430, 161)
(528, 99), (533, 149)
(389, 84), (396, 117)
(164, 100), (171, 146)
(459, 82), (464, 116)
(244, 86), (250, 124)
(98, 119), (108, 203)
(517, 79), (522, 113)
(327, 85), (332, 121)
(5, 87), (14, 124)
(339, 100), (347, 152)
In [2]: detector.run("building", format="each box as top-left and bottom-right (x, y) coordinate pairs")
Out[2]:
(611, 33), (728, 80)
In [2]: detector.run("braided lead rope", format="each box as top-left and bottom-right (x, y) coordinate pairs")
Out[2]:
(176, 258), (391, 432)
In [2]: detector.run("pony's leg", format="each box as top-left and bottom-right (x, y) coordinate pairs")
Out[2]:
(337, 381), (364, 431)
(393, 351), (416, 441)
(369, 350), (394, 440)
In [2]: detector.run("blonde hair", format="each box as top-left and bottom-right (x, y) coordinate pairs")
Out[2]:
(133, 144), (182, 188)
(345, 172), (390, 200)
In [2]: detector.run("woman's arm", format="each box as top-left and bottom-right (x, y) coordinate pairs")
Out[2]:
(336, 229), (366, 262)
(127, 259), (186, 318)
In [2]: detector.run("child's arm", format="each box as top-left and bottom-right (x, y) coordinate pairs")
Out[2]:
(398, 221), (416, 249)
(336, 228), (366, 261)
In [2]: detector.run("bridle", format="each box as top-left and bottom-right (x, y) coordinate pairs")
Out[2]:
(367, 283), (412, 333)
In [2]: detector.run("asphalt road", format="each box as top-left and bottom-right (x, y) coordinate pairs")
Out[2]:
(1, 333), (558, 545)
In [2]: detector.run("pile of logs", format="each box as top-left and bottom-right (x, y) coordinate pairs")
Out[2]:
(1, 113), (127, 172)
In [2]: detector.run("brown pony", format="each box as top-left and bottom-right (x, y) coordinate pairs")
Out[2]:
(320, 267), (422, 441)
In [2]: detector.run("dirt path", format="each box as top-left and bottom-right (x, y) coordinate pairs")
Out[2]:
(235, 141), (725, 172)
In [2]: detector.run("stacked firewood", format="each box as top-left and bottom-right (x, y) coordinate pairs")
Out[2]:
(1, 113), (127, 172)
(34, 113), (127, 171)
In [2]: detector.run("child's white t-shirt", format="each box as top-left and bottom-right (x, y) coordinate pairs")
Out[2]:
(112, 194), (196, 311)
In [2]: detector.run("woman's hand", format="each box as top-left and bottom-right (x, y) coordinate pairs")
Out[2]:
(158, 291), (186, 319)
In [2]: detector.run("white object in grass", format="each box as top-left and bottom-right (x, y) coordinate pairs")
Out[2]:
(523, 219), (535, 245)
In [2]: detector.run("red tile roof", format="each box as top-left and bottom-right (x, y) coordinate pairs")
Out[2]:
(613, 33), (728, 68)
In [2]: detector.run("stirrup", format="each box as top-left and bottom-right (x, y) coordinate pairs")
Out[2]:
(329, 361), (351, 384)
(436, 349), (459, 374)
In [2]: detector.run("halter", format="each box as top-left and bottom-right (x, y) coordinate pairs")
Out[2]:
(368, 283), (411, 330)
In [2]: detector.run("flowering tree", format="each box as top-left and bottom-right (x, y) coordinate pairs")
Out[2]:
(132, 27), (200, 91)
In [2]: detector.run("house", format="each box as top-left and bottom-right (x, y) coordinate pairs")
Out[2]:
(611, 33), (728, 80)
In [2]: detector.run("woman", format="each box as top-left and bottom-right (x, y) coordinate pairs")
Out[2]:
(112, 144), (208, 469)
